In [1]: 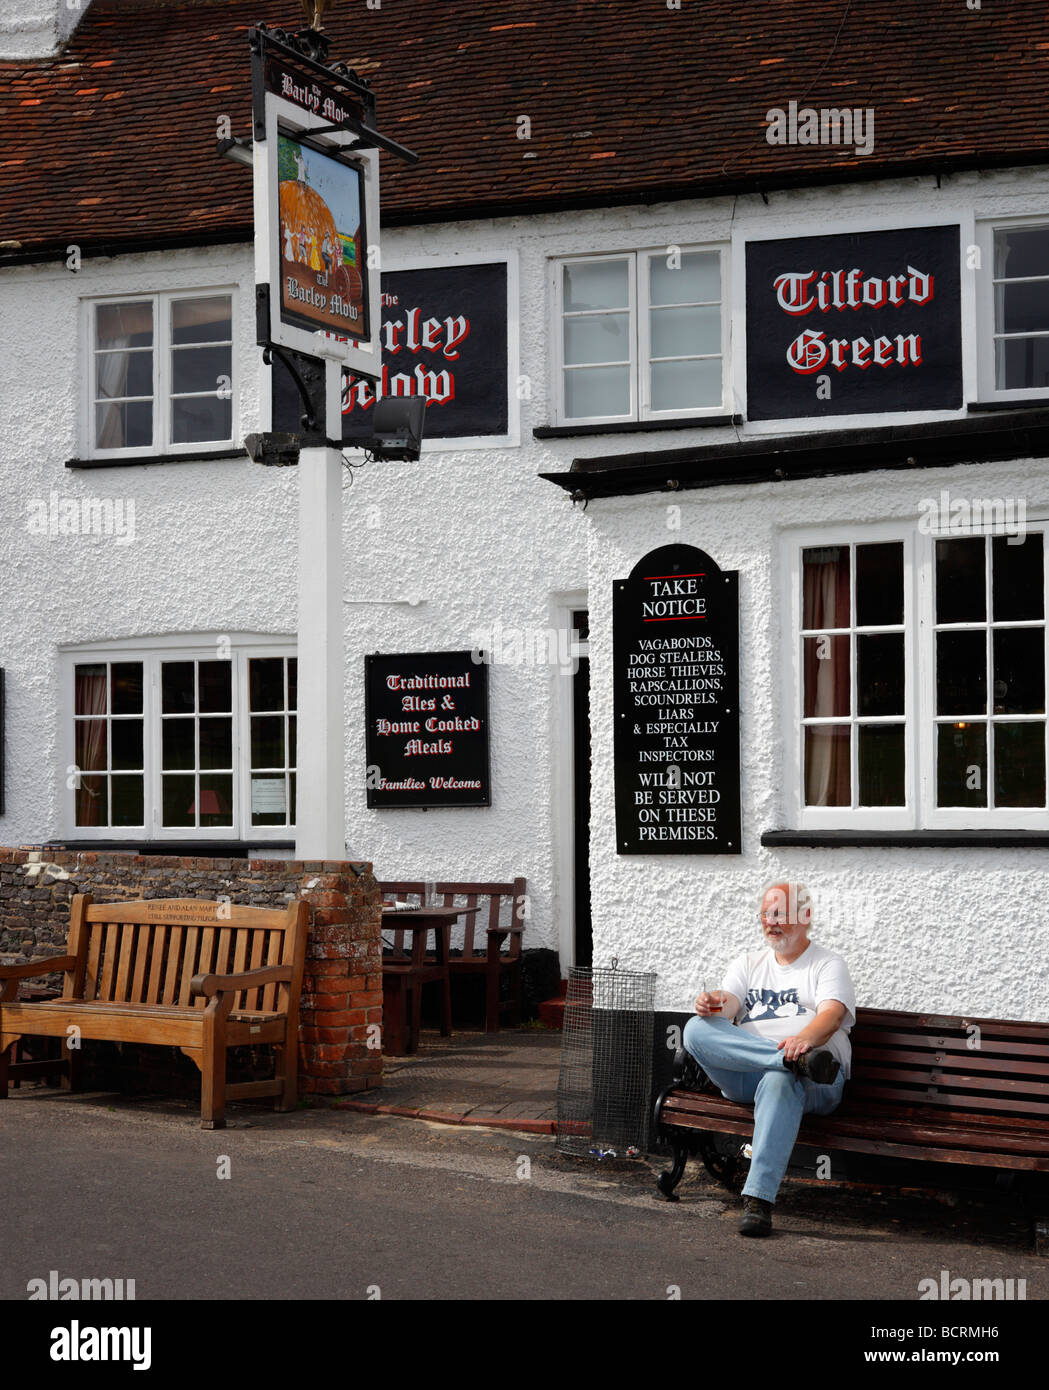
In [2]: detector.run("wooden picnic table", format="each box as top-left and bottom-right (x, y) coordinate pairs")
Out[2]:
(381, 905), (479, 1055)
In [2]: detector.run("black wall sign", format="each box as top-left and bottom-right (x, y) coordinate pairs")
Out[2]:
(746, 224), (962, 420)
(365, 651), (490, 808)
(613, 544), (741, 855)
(273, 261), (509, 442)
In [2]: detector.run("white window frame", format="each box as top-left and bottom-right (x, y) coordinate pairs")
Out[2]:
(549, 244), (728, 426)
(976, 215), (1049, 403)
(60, 633), (295, 841)
(81, 287), (237, 460)
(782, 522), (1049, 830)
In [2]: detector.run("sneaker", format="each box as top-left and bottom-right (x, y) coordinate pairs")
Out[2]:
(786, 1048), (840, 1085)
(739, 1195), (773, 1237)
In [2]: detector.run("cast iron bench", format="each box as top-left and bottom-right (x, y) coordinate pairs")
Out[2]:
(0, 892), (308, 1129)
(379, 878), (527, 1032)
(654, 1006), (1049, 1243)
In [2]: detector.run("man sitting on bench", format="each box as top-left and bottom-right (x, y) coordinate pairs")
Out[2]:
(682, 879), (856, 1238)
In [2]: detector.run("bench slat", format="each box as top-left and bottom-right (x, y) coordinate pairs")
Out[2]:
(231, 930), (250, 1012)
(852, 1045), (1049, 1079)
(178, 928), (199, 1007)
(83, 923), (103, 1002)
(851, 1030), (1049, 1061)
(261, 931), (282, 1013)
(843, 1082), (1049, 1117)
(98, 923), (119, 1001)
(247, 930), (266, 1012)
(854, 1008), (1049, 1041)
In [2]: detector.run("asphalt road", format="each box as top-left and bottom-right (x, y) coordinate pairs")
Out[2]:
(3, 1088), (1047, 1308)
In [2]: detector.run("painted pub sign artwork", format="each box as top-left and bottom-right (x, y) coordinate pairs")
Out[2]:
(277, 135), (368, 344)
(613, 544), (741, 855)
(745, 224), (962, 420)
(365, 651), (491, 808)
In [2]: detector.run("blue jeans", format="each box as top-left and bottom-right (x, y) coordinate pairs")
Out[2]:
(682, 1014), (845, 1204)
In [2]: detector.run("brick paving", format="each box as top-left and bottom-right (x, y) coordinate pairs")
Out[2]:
(336, 1028), (562, 1134)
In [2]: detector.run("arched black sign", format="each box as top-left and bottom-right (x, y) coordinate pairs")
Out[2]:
(612, 543), (741, 855)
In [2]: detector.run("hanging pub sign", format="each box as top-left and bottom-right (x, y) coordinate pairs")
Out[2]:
(613, 544), (741, 855)
(745, 224), (962, 420)
(365, 651), (491, 808)
(250, 25), (382, 375)
(272, 261), (511, 442)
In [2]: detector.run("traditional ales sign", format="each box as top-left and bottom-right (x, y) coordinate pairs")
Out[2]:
(613, 544), (741, 855)
(365, 651), (491, 808)
(746, 224), (962, 420)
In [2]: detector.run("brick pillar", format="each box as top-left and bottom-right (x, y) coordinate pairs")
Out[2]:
(297, 862), (383, 1095)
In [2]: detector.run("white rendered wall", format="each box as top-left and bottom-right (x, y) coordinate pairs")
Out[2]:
(2, 166), (1049, 980)
(0, 0), (88, 57)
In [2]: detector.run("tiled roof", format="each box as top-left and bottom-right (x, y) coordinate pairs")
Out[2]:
(3, 0), (1049, 259)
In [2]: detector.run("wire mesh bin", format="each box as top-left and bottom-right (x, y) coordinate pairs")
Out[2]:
(555, 963), (656, 1158)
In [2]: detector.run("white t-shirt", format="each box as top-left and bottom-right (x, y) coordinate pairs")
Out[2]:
(721, 942), (857, 1078)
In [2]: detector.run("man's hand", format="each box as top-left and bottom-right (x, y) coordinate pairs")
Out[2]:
(694, 990), (726, 1017)
(777, 1035), (812, 1062)
(776, 1001), (847, 1060)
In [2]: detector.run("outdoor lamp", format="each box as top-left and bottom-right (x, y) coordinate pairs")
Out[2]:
(365, 396), (426, 462)
(217, 136), (253, 168)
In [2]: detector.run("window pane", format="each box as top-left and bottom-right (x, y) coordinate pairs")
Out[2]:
(198, 661), (232, 713)
(95, 401), (153, 449)
(649, 251), (719, 306)
(649, 305), (720, 358)
(994, 722), (1046, 807)
(855, 542), (903, 626)
(804, 725), (850, 806)
(110, 662), (143, 715)
(250, 658), (285, 712)
(171, 295), (231, 345)
(75, 664), (107, 716)
(935, 538), (985, 623)
(96, 350), (153, 399)
(162, 774), (196, 827)
(803, 634), (850, 718)
(995, 279), (1049, 336)
(563, 260), (628, 312)
(288, 659), (297, 711)
(251, 715), (285, 768)
(162, 719), (195, 771)
(563, 313), (630, 365)
(97, 301), (153, 349)
(75, 774), (106, 827)
(993, 628), (1045, 713)
(802, 546), (849, 630)
(111, 719), (143, 771)
(199, 717), (232, 769)
(858, 724), (905, 806)
(992, 534), (1043, 621)
(75, 719), (107, 772)
(936, 630), (986, 715)
(171, 394), (232, 444)
(994, 226), (1049, 281)
(563, 365), (630, 418)
(111, 775), (144, 826)
(289, 714), (297, 765)
(197, 774), (233, 827)
(857, 633), (904, 715)
(650, 357), (721, 412)
(996, 336), (1049, 391)
(171, 344), (232, 395)
(162, 662), (195, 714)
(937, 722), (987, 807)
(290, 772), (297, 824)
(251, 773), (288, 826)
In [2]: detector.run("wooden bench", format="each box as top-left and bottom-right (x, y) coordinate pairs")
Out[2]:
(0, 893), (308, 1129)
(654, 1007), (1049, 1239)
(378, 878), (527, 1032)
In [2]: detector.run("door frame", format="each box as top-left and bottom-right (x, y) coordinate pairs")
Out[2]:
(550, 592), (589, 973)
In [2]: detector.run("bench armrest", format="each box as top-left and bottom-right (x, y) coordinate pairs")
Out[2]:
(0, 956), (77, 1001)
(0, 956), (77, 979)
(190, 965), (293, 999)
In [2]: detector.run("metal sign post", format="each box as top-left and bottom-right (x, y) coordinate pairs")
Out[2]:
(242, 21), (417, 859)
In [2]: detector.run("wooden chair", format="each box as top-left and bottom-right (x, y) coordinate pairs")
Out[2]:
(379, 878), (527, 1032)
(0, 893), (308, 1129)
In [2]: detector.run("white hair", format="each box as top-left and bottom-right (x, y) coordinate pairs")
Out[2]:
(758, 880), (813, 927)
